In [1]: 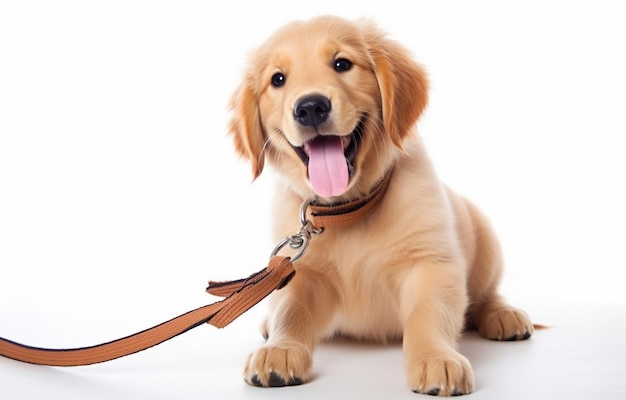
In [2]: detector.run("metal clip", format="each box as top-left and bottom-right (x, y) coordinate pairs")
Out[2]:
(270, 199), (324, 263)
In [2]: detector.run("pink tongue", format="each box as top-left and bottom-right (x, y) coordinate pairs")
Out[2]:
(307, 136), (349, 197)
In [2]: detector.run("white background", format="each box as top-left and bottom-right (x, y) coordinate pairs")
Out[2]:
(1, 1), (625, 399)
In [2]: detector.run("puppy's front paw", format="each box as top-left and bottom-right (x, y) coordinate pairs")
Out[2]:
(408, 350), (474, 396)
(479, 307), (533, 341)
(244, 342), (312, 387)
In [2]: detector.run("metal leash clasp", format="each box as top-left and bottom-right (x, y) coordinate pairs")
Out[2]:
(270, 199), (324, 263)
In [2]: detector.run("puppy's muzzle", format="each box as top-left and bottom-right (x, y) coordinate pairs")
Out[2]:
(290, 93), (363, 197)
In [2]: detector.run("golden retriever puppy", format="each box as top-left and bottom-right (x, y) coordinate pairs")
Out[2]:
(227, 15), (533, 396)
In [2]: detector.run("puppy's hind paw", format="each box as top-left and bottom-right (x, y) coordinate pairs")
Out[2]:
(479, 307), (534, 341)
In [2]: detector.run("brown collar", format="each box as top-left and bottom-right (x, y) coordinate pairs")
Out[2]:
(308, 169), (393, 229)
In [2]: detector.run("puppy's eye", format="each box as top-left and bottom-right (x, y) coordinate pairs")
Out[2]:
(271, 72), (286, 87)
(333, 58), (353, 72)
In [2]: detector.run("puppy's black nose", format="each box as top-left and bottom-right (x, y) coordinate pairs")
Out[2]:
(293, 95), (331, 127)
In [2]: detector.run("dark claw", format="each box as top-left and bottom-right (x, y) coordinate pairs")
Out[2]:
(522, 331), (532, 340)
(268, 372), (285, 387)
(288, 376), (303, 386)
(451, 389), (464, 396)
(427, 387), (440, 396)
(250, 375), (263, 387)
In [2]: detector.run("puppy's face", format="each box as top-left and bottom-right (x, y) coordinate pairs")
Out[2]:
(229, 16), (429, 201)
(257, 23), (380, 199)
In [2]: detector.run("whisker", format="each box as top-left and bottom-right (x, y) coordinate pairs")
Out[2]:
(259, 129), (291, 173)
(360, 112), (387, 165)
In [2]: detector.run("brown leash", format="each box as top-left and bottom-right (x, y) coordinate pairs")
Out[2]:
(0, 171), (392, 367)
(0, 256), (295, 366)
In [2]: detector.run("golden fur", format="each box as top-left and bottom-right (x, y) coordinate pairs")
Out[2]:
(228, 16), (533, 396)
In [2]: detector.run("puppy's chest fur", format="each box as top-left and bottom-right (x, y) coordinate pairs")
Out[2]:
(271, 155), (450, 341)
(312, 229), (407, 341)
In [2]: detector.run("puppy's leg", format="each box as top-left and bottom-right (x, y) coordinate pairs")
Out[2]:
(463, 201), (534, 341)
(401, 264), (474, 396)
(244, 268), (338, 387)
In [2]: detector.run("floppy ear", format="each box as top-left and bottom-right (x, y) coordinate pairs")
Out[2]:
(228, 75), (266, 179)
(362, 24), (429, 149)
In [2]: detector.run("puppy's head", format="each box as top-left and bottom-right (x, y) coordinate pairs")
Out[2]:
(229, 16), (428, 201)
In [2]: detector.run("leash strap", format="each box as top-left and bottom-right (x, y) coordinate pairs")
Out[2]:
(0, 256), (294, 366)
(0, 169), (392, 367)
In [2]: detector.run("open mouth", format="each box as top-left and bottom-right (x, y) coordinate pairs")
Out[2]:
(292, 117), (364, 197)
